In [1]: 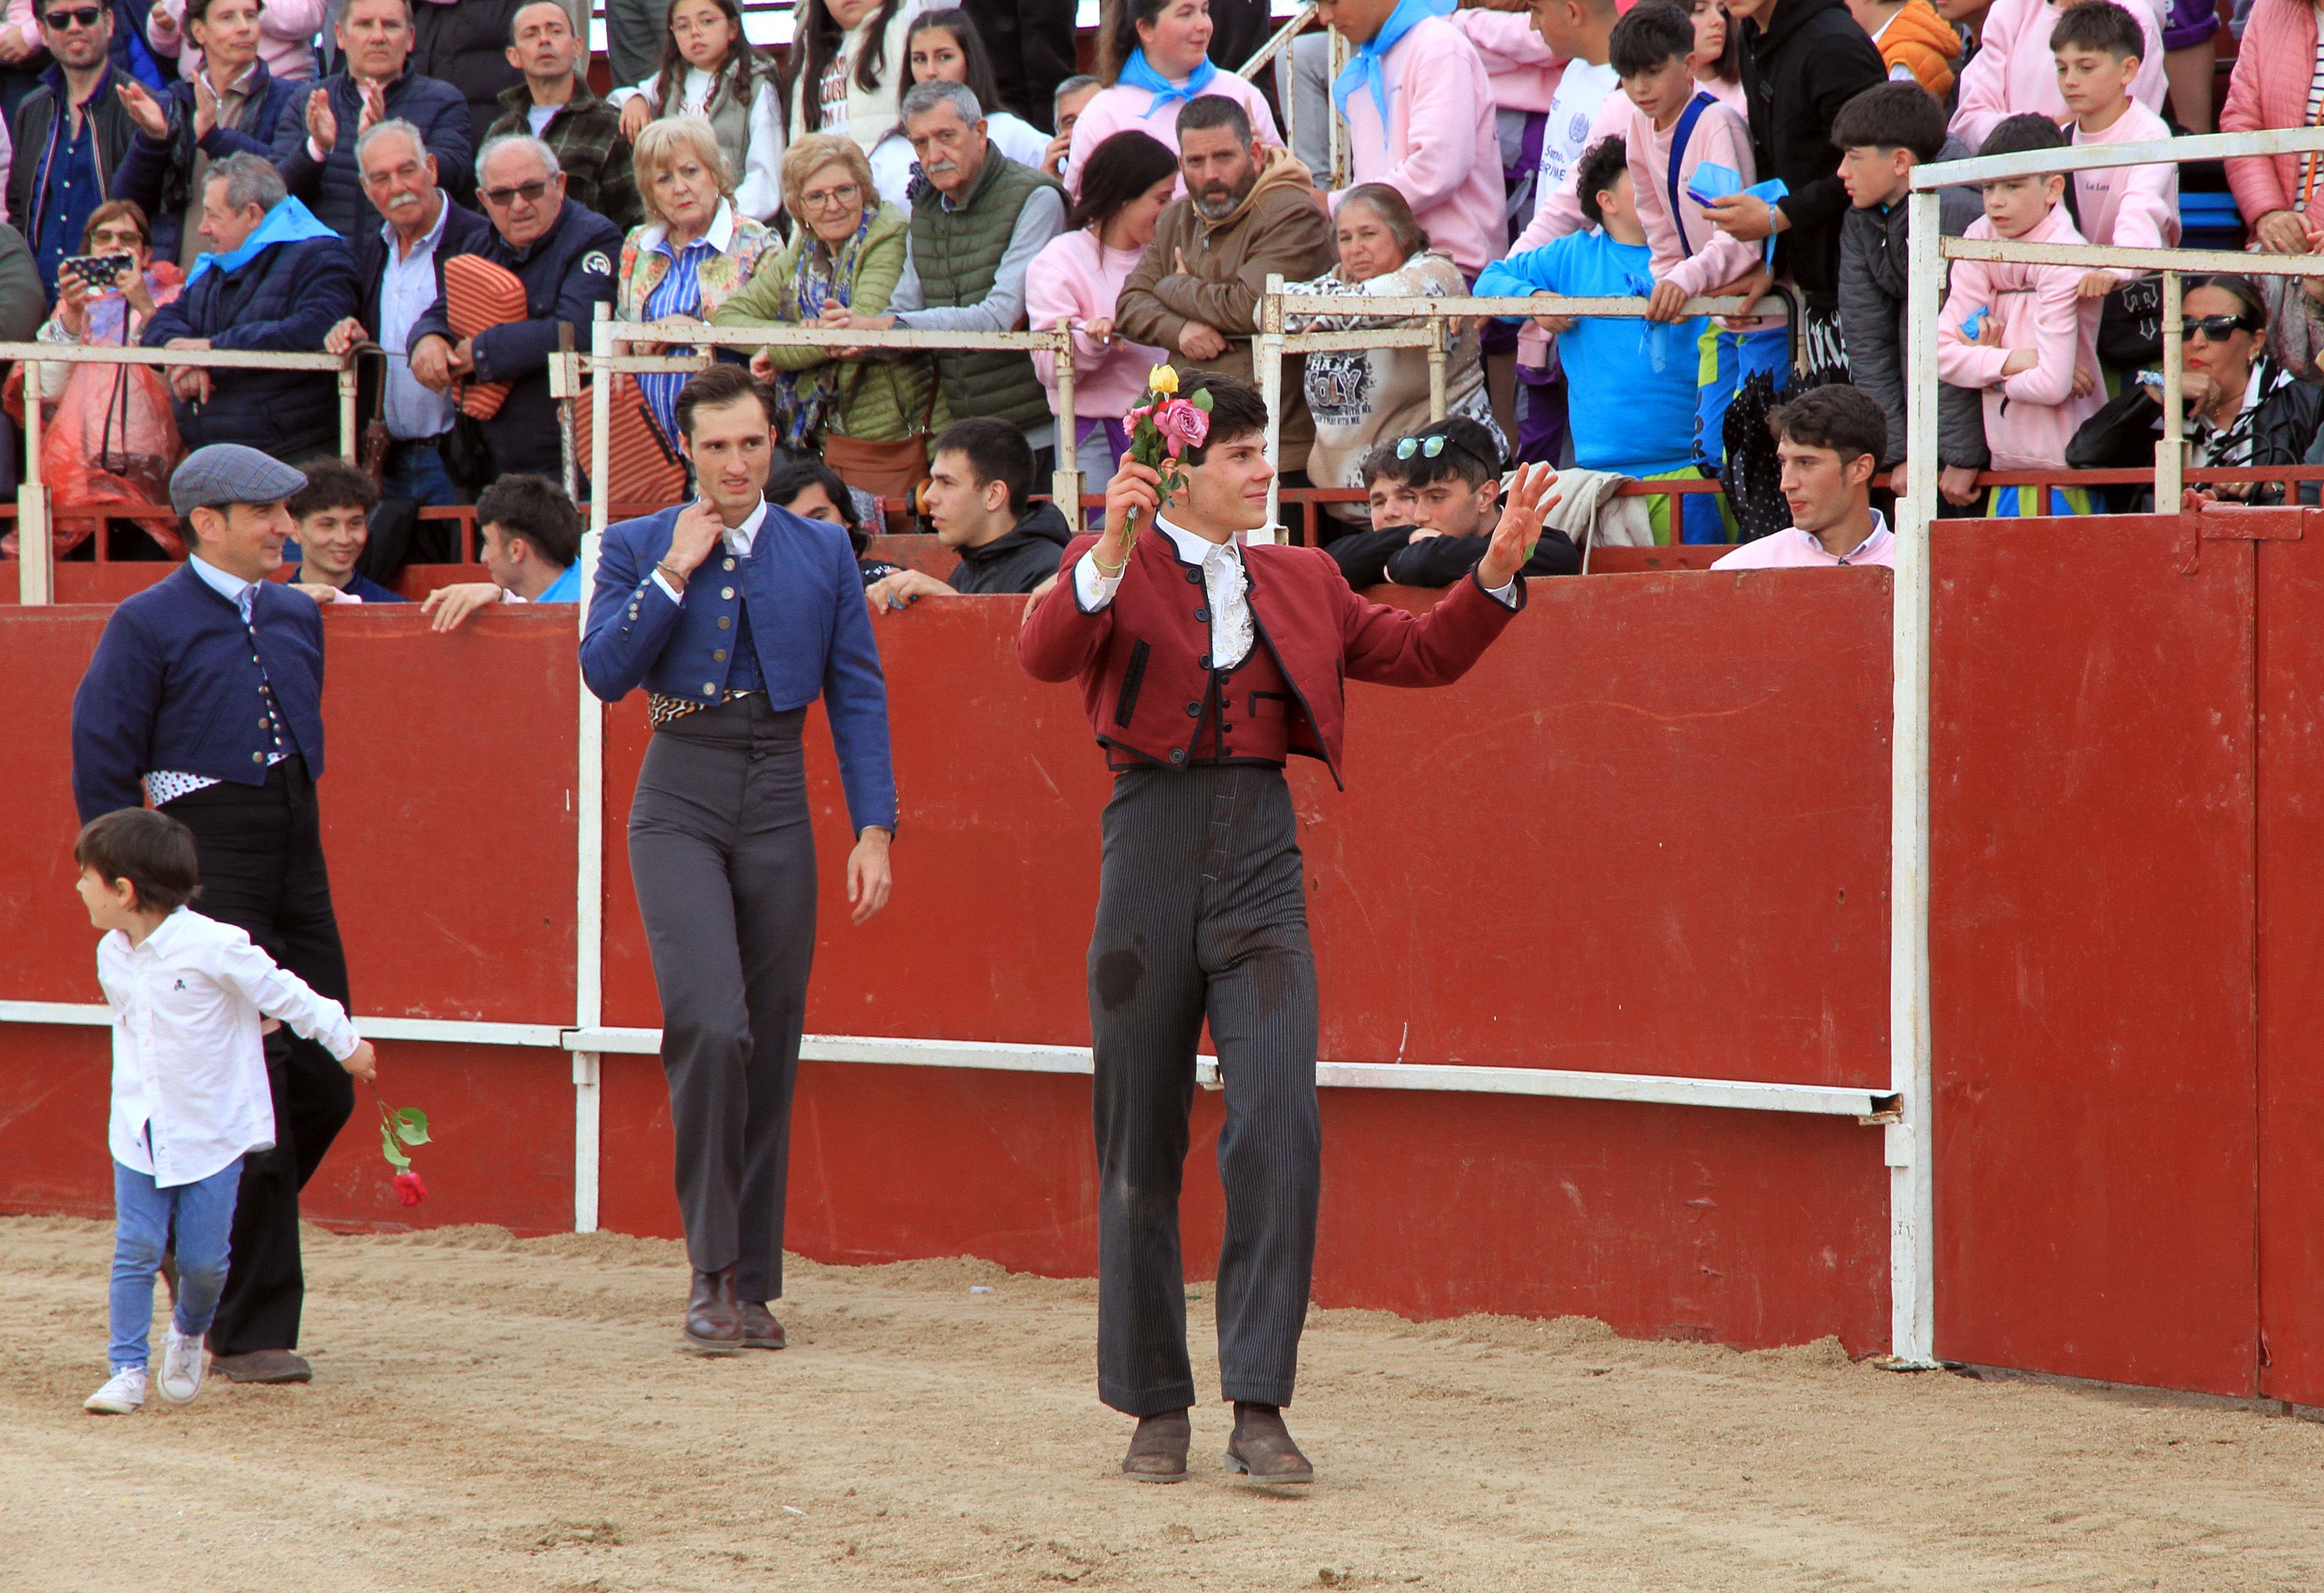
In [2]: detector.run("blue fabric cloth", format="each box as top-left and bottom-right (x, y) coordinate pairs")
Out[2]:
(108, 1152), (242, 1371)
(270, 67), (476, 237)
(581, 503), (897, 833)
(534, 561), (581, 603)
(31, 62), (108, 296)
(71, 559), (329, 821)
(1331, 0), (1454, 138)
(636, 231), (716, 447)
(1476, 230), (1701, 478)
(343, 571), (409, 603)
(1116, 46), (1217, 110)
(1694, 323), (1789, 475)
(186, 194), (338, 285)
(142, 224), (359, 458)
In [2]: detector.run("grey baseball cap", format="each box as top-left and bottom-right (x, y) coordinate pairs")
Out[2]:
(168, 445), (310, 516)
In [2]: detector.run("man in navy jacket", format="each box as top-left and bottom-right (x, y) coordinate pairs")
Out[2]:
(407, 132), (619, 483)
(272, 0), (476, 234)
(71, 444), (361, 1386)
(142, 153), (360, 463)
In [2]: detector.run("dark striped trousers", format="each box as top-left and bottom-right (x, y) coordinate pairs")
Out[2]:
(1090, 763), (1322, 1416)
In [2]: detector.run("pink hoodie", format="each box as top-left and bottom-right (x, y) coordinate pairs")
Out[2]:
(2219, 0), (2321, 226)
(1949, 0), (2167, 151)
(1063, 72), (1282, 198)
(1330, 14), (1506, 277)
(1626, 89), (1760, 298)
(1026, 228), (1171, 421)
(140, 0), (324, 85)
(1450, 6), (1564, 113)
(2071, 99), (2179, 285)
(1935, 202), (2104, 470)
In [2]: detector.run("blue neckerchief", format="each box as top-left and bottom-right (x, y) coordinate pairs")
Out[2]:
(1116, 47), (1216, 110)
(186, 195), (338, 284)
(1332, 0), (1454, 138)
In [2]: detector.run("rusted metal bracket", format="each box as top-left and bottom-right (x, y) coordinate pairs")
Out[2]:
(2174, 502), (2311, 573)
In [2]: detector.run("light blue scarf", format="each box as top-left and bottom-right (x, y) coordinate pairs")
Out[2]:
(1332, 0), (1454, 138)
(1117, 46), (1217, 111)
(185, 195), (338, 285)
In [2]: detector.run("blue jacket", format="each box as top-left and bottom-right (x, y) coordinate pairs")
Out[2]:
(346, 194), (493, 336)
(142, 228), (359, 458)
(272, 66), (474, 236)
(581, 504), (898, 835)
(409, 198), (621, 477)
(113, 62), (307, 262)
(72, 561), (328, 822)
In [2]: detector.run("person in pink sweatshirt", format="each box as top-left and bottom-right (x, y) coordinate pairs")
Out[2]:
(1029, 129), (1180, 515)
(1454, 0), (1566, 115)
(1511, 0), (1632, 251)
(1949, 0), (2167, 150)
(142, 0), (322, 83)
(2216, 0), (2324, 253)
(1316, 0), (1507, 279)
(1064, 0), (1281, 198)
(1935, 115), (2106, 515)
(2052, 0), (2177, 299)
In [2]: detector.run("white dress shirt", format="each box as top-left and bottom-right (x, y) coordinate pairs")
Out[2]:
(1072, 518), (1521, 665)
(377, 193), (457, 443)
(651, 497), (769, 604)
(143, 555), (295, 807)
(100, 908), (359, 1188)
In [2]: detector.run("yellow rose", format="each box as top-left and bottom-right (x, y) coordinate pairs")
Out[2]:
(1148, 364), (1178, 395)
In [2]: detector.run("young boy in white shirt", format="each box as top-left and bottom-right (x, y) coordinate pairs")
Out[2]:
(74, 808), (376, 1416)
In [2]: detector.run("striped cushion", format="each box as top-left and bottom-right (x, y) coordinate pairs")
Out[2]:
(441, 254), (527, 421)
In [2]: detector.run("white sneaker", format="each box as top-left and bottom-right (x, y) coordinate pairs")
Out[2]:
(158, 1327), (208, 1405)
(84, 1366), (148, 1415)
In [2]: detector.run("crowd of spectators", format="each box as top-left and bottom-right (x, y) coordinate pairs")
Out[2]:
(0, 0), (2311, 595)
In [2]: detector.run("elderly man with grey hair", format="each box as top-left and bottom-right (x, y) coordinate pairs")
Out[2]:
(823, 79), (1069, 464)
(142, 151), (360, 463)
(407, 132), (620, 481)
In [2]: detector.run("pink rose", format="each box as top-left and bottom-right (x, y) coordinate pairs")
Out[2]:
(1152, 398), (1210, 458)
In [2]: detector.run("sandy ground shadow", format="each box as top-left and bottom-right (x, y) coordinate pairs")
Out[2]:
(3, 1215), (2321, 1592)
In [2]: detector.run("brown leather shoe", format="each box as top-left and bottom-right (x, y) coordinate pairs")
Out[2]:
(1225, 1402), (1314, 1483)
(208, 1349), (314, 1384)
(736, 1299), (786, 1350)
(683, 1265), (743, 1354)
(1122, 1408), (1191, 1483)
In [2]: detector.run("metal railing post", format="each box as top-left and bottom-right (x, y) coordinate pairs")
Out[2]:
(16, 357), (49, 605)
(1426, 317), (1448, 422)
(1259, 273), (1286, 544)
(2159, 270), (2184, 510)
(574, 313), (612, 1236)
(338, 356), (359, 465)
(1053, 327), (1079, 523)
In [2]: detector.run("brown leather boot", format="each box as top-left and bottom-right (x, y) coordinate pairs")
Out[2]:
(736, 1299), (786, 1350)
(683, 1265), (743, 1354)
(1225, 1402), (1314, 1483)
(1121, 1408), (1191, 1482)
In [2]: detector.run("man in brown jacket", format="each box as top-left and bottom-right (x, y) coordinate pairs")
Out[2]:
(1115, 94), (1335, 468)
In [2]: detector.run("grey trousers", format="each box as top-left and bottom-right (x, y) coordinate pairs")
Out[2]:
(1090, 765), (1322, 1416)
(628, 697), (817, 1304)
(601, 0), (666, 95)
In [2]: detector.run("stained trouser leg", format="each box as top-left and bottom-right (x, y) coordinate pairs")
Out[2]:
(729, 706), (817, 1306)
(1091, 770), (1212, 1417)
(628, 723), (753, 1278)
(1197, 770), (1321, 1409)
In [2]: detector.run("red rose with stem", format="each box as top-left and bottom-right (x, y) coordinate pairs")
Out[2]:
(371, 1079), (431, 1206)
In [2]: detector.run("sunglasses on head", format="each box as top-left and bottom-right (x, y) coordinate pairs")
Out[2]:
(1395, 435), (1454, 460)
(2184, 313), (2262, 342)
(480, 178), (552, 207)
(43, 6), (102, 28)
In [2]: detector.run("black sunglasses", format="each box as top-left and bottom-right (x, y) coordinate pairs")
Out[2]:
(480, 178), (552, 207)
(2182, 313), (2262, 342)
(43, 6), (102, 28)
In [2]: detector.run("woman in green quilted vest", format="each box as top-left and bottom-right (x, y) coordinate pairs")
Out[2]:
(713, 132), (932, 458)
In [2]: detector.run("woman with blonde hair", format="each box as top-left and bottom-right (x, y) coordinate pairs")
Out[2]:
(616, 117), (779, 453)
(609, 0), (783, 220)
(713, 132), (933, 494)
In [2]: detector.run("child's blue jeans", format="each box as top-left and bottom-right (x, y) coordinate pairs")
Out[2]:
(109, 1154), (243, 1371)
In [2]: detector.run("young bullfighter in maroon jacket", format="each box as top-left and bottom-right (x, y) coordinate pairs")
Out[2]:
(1017, 376), (1554, 1485)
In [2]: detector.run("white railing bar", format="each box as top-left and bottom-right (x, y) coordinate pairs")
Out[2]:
(0, 342), (350, 371)
(1269, 292), (1779, 319)
(1917, 126), (2324, 188)
(0, 1001), (564, 1046)
(588, 321), (1071, 353)
(1942, 237), (2324, 277)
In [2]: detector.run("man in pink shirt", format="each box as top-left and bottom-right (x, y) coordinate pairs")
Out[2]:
(1315, 0), (1505, 279)
(1711, 384), (1898, 568)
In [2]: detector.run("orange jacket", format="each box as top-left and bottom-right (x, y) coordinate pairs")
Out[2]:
(1874, 0), (1965, 99)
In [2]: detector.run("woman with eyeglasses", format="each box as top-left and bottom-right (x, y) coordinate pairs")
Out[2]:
(2067, 273), (2324, 508)
(615, 117), (777, 454)
(712, 132), (931, 489)
(1282, 184), (1503, 535)
(113, 0), (307, 266)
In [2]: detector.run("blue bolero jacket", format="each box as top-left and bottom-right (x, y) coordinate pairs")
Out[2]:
(580, 502), (897, 835)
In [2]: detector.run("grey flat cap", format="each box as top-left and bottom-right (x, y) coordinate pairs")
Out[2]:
(169, 445), (310, 515)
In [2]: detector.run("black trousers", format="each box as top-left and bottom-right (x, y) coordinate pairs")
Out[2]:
(1090, 765), (1322, 1416)
(163, 757), (354, 1357)
(627, 698), (817, 1304)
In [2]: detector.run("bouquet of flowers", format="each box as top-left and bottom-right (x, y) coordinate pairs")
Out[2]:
(371, 1079), (432, 1207)
(1117, 365), (1212, 548)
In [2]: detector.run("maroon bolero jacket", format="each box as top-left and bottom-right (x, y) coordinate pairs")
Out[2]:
(1016, 529), (1524, 786)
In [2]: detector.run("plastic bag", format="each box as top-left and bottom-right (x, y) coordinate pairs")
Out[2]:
(44, 357), (183, 556)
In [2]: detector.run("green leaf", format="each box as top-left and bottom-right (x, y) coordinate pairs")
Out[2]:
(392, 1106), (430, 1146)
(380, 1124), (411, 1169)
(1190, 389), (1213, 413)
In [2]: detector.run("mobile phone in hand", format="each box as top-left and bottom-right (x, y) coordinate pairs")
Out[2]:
(60, 252), (133, 286)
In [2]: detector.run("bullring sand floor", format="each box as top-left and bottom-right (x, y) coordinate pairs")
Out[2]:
(2, 1215), (2319, 1591)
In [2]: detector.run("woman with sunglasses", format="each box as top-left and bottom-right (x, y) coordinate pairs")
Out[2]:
(2067, 273), (2324, 508)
